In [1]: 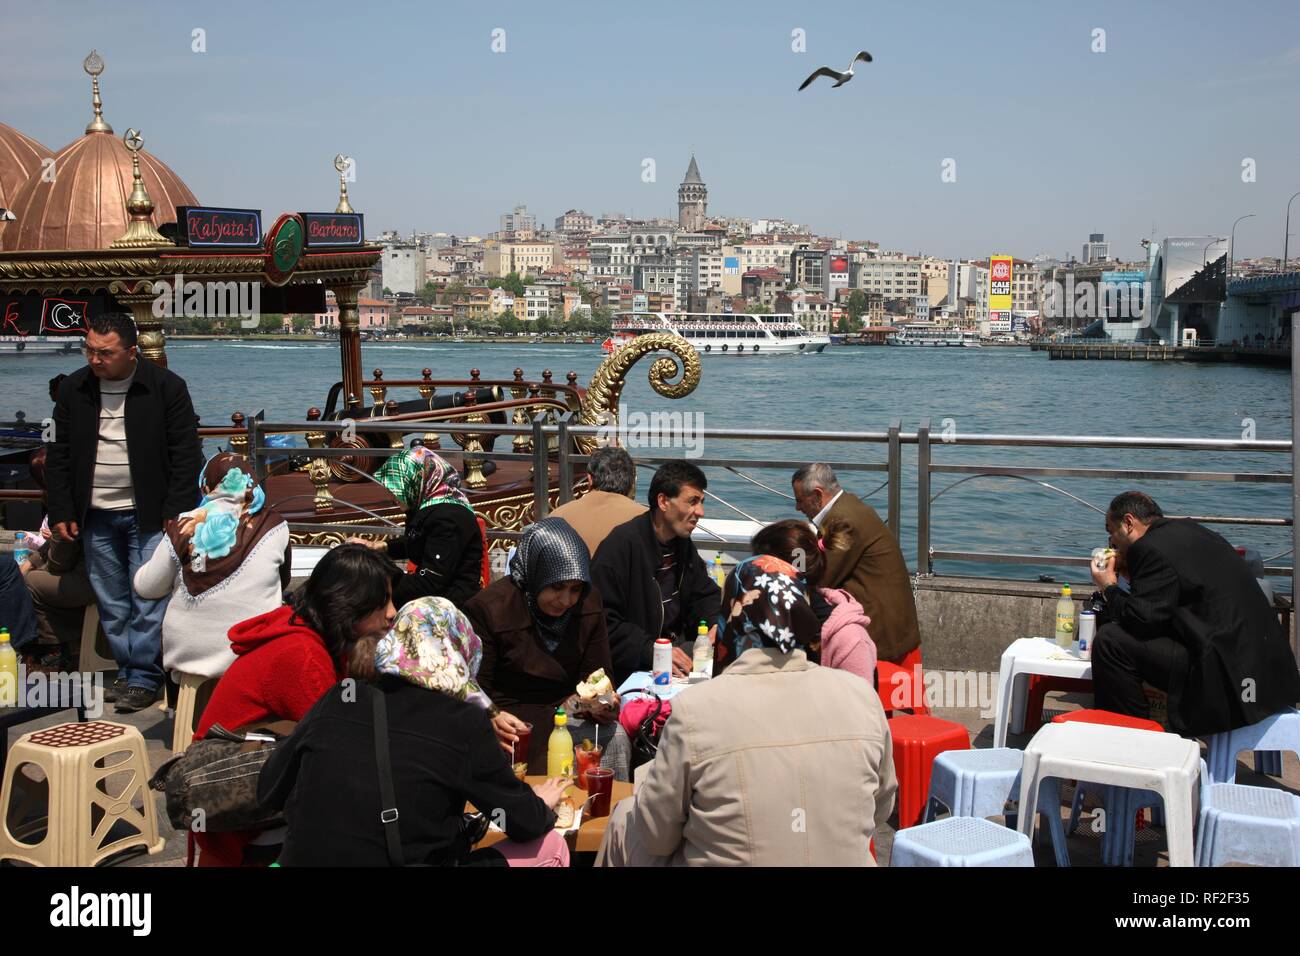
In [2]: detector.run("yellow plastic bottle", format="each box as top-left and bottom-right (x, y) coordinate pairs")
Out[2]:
(546, 708), (574, 778)
(1054, 585), (1076, 648)
(0, 628), (18, 708)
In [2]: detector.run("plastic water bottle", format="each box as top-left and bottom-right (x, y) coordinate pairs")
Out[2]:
(0, 628), (18, 708)
(652, 637), (673, 687)
(546, 708), (574, 778)
(1054, 584), (1076, 649)
(12, 532), (30, 566)
(712, 553), (726, 590)
(691, 620), (712, 677)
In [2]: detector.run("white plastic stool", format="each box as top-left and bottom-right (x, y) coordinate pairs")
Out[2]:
(1016, 721), (1201, 867)
(1196, 783), (1300, 867)
(891, 817), (1034, 867)
(1204, 708), (1299, 785)
(77, 604), (116, 675)
(923, 748), (1024, 823)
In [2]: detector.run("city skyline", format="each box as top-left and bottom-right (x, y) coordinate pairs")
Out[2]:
(1, 1), (1298, 261)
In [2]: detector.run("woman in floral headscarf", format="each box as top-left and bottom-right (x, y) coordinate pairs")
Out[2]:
(365, 446), (486, 609)
(258, 596), (571, 867)
(594, 553), (897, 868)
(464, 518), (615, 774)
(134, 452), (291, 684)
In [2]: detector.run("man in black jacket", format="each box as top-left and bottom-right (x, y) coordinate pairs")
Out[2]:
(1090, 490), (1300, 737)
(591, 461), (721, 686)
(45, 314), (203, 712)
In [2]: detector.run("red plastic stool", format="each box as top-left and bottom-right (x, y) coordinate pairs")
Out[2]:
(1050, 709), (1163, 733)
(1023, 675), (1094, 734)
(877, 646), (930, 716)
(888, 714), (970, 829)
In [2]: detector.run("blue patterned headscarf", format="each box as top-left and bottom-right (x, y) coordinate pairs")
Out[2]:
(509, 518), (591, 653)
(713, 554), (820, 676)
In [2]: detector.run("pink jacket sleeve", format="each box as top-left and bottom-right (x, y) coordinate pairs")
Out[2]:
(825, 624), (878, 683)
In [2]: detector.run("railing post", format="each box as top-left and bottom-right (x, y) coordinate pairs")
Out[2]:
(887, 420), (901, 541)
(917, 418), (932, 575)
(247, 412), (263, 482)
(557, 411), (575, 505)
(532, 412), (549, 520)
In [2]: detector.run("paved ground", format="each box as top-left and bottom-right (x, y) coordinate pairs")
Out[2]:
(3, 684), (1297, 867)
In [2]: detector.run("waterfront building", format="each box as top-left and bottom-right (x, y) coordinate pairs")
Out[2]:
(740, 268), (787, 307)
(381, 243), (426, 295)
(483, 239), (558, 278)
(555, 209), (595, 234)
(1082, 232), (1110, 264)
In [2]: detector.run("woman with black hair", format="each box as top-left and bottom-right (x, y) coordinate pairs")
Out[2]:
(192, 544), (397, 866)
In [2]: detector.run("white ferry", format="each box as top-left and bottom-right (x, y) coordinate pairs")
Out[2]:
(886, 322), (982, 348)
(0, 335), (82, 356)
(608, 311), (830, 355)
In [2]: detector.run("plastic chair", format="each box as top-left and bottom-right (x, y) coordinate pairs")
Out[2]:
(1204, 708), (1299, 785)
(171, 672), (218, 753)
(1196, 782), (1300, 867)
(890, 816), (1034, 867)
(878, 646), (930, 716)
(76, 604), (116, 676)
(889, 714), (970, 829)
(1017, 721), (1201, 867)
(1022, 675), (1094, 734)
(0, 721), (166, 866)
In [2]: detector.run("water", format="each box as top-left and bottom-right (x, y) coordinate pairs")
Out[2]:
(5, 341), (1293, 587)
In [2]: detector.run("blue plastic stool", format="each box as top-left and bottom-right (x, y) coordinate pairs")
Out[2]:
(1205, 708), (1299, 785)
(923, 748), (1023, 823)
(890, 816), (1034, 867)
(1196, 783), (1300, 867)
(1068, 783), (1164, 866)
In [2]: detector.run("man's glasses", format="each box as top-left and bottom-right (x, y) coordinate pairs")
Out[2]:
(82, 345), (127, 360)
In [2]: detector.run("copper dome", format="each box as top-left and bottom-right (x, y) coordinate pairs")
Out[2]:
(0, 123), (54, 237)
(1, 126), (198, 252)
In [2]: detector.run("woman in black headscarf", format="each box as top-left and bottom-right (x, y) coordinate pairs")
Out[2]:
(463, 518), (615, 774)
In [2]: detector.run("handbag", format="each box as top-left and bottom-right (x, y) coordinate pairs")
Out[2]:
(628, 692), (666, 773)
(149, 719), (296, 833)
(371, 686), (488, 867)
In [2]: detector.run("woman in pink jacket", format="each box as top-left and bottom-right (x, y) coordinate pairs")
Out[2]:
(750, 519), (877, 683)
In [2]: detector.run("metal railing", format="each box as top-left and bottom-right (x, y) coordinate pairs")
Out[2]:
(4, 414), (1294, 591)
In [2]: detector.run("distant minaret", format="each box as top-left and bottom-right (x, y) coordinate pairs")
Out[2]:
(677, 155), (707, 231)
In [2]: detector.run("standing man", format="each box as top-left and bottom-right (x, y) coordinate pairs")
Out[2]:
(591, 462), (720, 685)
(1090, 491), (1300, 736)
(792, 463), (920, 664)
(548, 446), (646, 556)
(45, 314), (203, 713)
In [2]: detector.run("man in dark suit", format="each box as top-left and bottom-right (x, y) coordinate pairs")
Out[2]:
(591, 462), (721, 685)
(45, 314), (203, 713)
(1091, 491), (1300, 736)
(792, 463), (920, 664)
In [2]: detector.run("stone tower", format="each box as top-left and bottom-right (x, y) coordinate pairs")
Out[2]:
(677, 155), (707, 231)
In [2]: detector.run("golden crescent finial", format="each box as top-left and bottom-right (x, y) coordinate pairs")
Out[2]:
(334, 153), (350, 174)
(123, 128), (144, 153)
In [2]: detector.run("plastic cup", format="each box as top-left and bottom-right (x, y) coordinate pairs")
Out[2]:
(585, 767), (614, 819)
(510, 722), (533, 765)
(574, 743), (604, 789)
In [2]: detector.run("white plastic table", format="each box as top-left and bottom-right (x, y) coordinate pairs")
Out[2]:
(991, 637), (1093, 748)
(1016, 721), (1201, 867)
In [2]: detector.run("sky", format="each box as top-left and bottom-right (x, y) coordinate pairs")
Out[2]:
(2, 0), (1298, 263)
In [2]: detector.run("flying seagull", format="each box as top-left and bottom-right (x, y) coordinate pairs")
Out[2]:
(798, 50), (873, 91)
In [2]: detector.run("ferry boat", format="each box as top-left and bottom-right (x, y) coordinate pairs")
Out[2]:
(0, 335), (83, 356)
(609, 311), (830, 355)
(886, 322), (982, 347)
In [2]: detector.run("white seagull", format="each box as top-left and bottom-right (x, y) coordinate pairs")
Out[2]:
(798, 50), (873, 91)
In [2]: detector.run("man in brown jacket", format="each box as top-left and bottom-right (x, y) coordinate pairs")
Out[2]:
(548, 446), (646, 556)
(792, 463), (920, 663)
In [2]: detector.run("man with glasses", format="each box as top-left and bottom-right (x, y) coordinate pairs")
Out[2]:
(45, 314), (203, 713)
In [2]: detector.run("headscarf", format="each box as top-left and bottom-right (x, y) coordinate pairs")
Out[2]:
(167, 453), (284, 596)
(713, 554), (821, 676)
(374, 596), (492, 710)
(376, 446), (473, 514)
(509, 518), (591, 654)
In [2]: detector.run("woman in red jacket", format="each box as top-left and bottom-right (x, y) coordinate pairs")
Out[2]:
(193, 543), (398, 866)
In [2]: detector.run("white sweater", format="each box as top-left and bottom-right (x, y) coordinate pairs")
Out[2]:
(133, 523), (290, 680)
